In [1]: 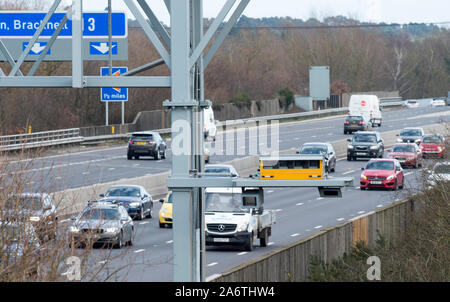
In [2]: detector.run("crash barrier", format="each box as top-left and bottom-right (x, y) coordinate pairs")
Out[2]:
(1, 97), (404, 150)
(379, 97), (404, 107)
(208, 196), (420, 282)
(53, 122), (446, 218)
(0, 128), (82, 152)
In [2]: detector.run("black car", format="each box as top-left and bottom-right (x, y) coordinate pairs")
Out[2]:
(344, 115), (371, 134)
(127, 131), (167, 160)
(298, 142), (336, 173)
(99, 185), (153, 220)
(396, 127), (424, 145)
(347, 131), (384, 161)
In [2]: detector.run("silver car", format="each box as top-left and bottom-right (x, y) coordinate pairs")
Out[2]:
(298, 142), (336, 173)
(69, 201), (134, 249)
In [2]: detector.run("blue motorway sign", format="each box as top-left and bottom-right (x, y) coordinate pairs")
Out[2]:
(23, 41), (51, 55)
(0, 12), (127, 38)
(90, 42), (117, 55)
(100, 67), (128, 102)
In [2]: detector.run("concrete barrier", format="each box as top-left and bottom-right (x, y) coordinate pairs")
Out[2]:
(209, 196), (418, 282)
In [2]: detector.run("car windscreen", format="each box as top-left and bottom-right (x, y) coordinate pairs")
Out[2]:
(205, 193), (248, 213)
(353, 134), (377, 143)
(433, 165), (449, 174)
(167, 193), (173, 204)
(393, 145), (415, 153)
(365, 161), (394, 170)
(204, 167), (231, 174)
(422, 136), (443, 144)
(131, 134), (153, 141)
(5, 196), (43, 211)
(80, 208), (120, 220)
(346, 116), (363, 122)
(400, 129), (421, 136)
(300, 146), (327, 155)
(106, 187), (140, 197)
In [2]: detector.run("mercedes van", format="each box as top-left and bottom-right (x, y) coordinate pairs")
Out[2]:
(348, 95), (382, 127)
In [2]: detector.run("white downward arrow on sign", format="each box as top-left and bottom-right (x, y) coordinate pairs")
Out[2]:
(30, 43), (46, 54)
(92, 42), (116, 54)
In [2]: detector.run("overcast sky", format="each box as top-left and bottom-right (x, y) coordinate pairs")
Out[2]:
(83, 0), (450, 25)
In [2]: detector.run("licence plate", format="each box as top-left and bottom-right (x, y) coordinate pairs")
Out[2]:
(137, 142), (146, 145)
(370, 181), (382, 185)
(213, 238), (229, 243)
(356, 152), (366, 155)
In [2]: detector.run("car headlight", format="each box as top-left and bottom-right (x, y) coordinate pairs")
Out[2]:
(415, 139), (421, 143)
(29, 216), (40, 222)
(129, 202), (140, 208)
(360, 174), (367, 180)
(437, 147), (442, 152)
(70, 226), (79, 233)
(386, 175), (395, 181)
(105, 227), (119, 233)
(347, 145), (354, 149)
(397, 138), (403, 143)
(237, 222), (249, 232)
(370, 146), (378, 150)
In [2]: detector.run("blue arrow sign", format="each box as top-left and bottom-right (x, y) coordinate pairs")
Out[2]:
(0, 12), (127, 38)
(90, 42), (117, 55)
(23, 42), (51, 55)
(100, 67), (128, 102)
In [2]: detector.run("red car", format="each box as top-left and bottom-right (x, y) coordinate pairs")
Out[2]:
(419, 134), (446, 158)
(387, 143), (423, 168)
(360, 159), (404, 190)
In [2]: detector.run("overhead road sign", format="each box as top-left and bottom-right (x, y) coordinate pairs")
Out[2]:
(100, 67), (128, 102)
(0, 38), (128, 61)
(0, 11), (127, 38)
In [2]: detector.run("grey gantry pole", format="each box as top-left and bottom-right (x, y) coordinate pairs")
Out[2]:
(170, 0), (198, 282)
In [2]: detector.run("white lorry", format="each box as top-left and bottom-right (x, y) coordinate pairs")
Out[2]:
(348, 94), (382, 127)
(204, 187), (276, 251)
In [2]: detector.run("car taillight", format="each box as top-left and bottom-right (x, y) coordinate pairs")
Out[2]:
(149, 141), (155, 145)
(345, 121), (350, 124)
(358, 121), (364, 125)
(129, 140), (133, 144)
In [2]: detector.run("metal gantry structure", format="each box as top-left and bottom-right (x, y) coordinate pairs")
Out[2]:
(0, 0), (353, 282)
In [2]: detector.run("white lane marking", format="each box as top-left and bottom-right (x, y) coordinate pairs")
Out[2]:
(404, 172), (414, 176)
(377, 204), (383, 208)
(311, 135), (317, 138)
(355, 187), (360, 190)
(139, 221), (149, 225)
(134, 249), (145, 253)
(108, 168), (115, 171)
(305, 229), (311, 232)
(266, 190), (274, 193)
(290, 233), (300, 237)
(316, 197), (324, 200)
(268, 242), (274, 246)
(342, 169), (356, 175)
(98, 260), (108, 265)
(237, 252), (248, 256)
(296, 202), (304, 206)
(166, 240), (173, 244)
(274, 209), (282, 212)
(314, 225), (323, 229)
(349, 211), (375, 221)
(55, 176), (62, 180)
(59, 218), (71, 223)
(208, 262), (218, 267)
(357, 211), (365, 214)
(82, 172), (90, 175)
(337, 218), (345, 221)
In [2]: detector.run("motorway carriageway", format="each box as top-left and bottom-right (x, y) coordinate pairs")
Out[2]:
(33, 104), (448, 282)
(1, 104), (449, 193)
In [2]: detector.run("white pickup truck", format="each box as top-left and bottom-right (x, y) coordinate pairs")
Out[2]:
(204, 187), (276, 251)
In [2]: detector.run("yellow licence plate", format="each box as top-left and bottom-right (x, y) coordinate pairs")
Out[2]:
(137, 142), (146, 145)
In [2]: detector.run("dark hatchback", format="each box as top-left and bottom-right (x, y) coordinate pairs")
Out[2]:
(396, 127), (425, 145)
(347, 131), (384, 161)
(344, 115), (371, 134)
(127, 131), (167, 160)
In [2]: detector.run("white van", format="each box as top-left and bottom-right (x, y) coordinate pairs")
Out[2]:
(203, 105), (216, 141)
(348, 95), (382, 127)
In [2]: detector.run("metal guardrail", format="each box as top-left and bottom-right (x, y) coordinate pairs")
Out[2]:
(1, 99), (404, 150)
(0, 128), (83, 151)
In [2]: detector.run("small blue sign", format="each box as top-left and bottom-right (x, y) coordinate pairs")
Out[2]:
(100, 67), (128, 102)
(23, 42), (51, 55)
(0, 12), (127, 38)
(90, 42), (118, 55)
